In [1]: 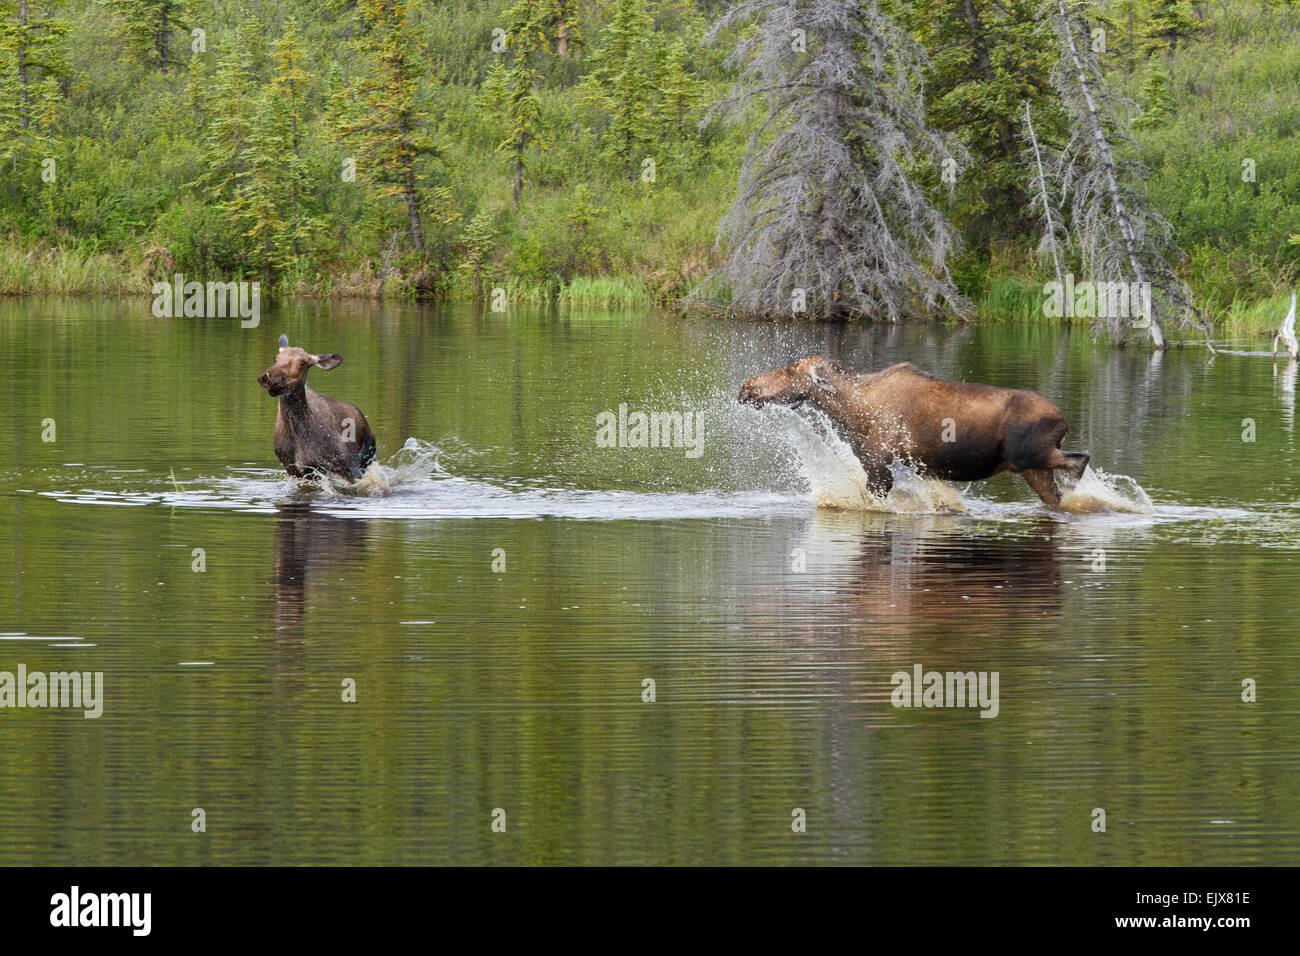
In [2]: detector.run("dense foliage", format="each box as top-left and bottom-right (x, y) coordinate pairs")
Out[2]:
(0, 0), (1297, 333)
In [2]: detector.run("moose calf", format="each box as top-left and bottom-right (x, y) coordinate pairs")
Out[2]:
(258, 334), (376, 480)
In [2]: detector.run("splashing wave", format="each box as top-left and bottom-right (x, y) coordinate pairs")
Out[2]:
(311, 438), (446, 496)
(1059, 467), (1153, 514)
(763, 406), (967, 513)
(752, 404), (1153, 516)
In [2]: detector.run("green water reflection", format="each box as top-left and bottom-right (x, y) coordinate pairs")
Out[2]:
(0, 298), (1297, 864)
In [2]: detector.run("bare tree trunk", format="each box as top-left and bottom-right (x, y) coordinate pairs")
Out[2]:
(556, 4), (570, 58)
(1054, 0), (1164, 349)
(379, 230), (400, 279)
(1024, 101), (1063, 290)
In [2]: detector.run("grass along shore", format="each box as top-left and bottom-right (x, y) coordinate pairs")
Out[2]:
(0, 239), (658, 308)
(4, 237), (1291, 340)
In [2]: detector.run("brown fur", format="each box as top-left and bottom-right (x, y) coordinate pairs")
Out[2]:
(258, 336), (376, 480)
(738, 355), (1089, 506)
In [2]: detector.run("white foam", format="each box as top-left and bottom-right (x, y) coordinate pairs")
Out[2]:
(765, 406), (966, 514)
(762, 405), (1153, 516)
(310, 438), (445, 497)
(1059, 466), (1153, 514)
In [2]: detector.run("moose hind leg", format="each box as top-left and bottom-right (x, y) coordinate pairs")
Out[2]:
(1023, 468), (1061, 507)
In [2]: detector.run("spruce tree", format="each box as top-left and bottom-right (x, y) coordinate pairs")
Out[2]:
(225, 19), (321, 282)
(335, 0), (446, 254)
(885, 0), (1065, 249)
(104, 0), (189, 72)
(1133, 59), (1173, 129)
(706, 0), (965, 321)
(0, 0), (67, 170)
(267, 17), (317, 263)
(483, 0), (552, 208)
(1096, 0), (1149, 73)
(582, 0), (700, 180)
(194, 22), (261, 203)
(1144, 0), (1199, 57)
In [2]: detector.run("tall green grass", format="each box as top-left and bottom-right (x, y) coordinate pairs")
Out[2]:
(0, 238), (662, 307)
(973, 276), (1050, 323)
(973, 269), (1294, 338)
(439, 264), (658, 307)
(468, 274), (656, 308)
(0, 240), (148, 295)
(1214, 291), (1296, 339)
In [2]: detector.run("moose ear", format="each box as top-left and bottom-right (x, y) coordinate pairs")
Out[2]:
(313, 353), (343, 370)
(278, 334), (289, 350)
(809, 365), (834, 392)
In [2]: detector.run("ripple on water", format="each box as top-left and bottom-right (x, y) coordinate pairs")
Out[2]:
(21, 427), (1280, 541)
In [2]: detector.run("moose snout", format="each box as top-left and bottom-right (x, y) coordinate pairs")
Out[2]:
(258, 370), (285, 395)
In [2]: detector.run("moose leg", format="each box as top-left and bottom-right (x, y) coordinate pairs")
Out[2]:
(1023, 468), (1061, 507)
(862, 461), (894, 498)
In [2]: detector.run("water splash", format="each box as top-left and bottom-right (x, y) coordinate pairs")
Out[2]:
(29, 416), (1156, 521)
(762, 406), (968, 514)
(1059, 466), (1153, 514)
(755, 404), (1154, 516)
(310, 438), (445, 497)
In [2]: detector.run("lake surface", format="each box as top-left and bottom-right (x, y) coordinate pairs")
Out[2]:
(1, 297), (1297, 865)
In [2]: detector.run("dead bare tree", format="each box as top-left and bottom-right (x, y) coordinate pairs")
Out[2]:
(701, 0), (967, 322)
(1047, 0), (1201, 349)
(1023, 100), (1067, 291)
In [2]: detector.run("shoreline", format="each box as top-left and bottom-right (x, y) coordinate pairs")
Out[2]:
(0, 243), (1289, 338)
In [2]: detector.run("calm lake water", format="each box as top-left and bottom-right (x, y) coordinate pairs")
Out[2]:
(1, 297), (1297, 865)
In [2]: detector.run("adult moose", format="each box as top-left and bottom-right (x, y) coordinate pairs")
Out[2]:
(738, 356), (1089, 506)
(257, 334), (376, 480)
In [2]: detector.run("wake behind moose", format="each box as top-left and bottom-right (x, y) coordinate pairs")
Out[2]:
(739, 356), (1089, 506)
(258, 334), (376, 481)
